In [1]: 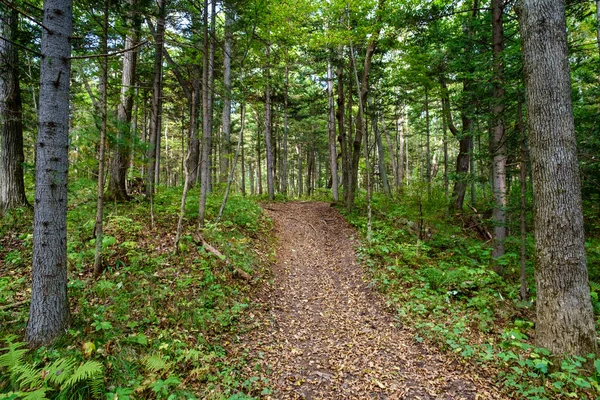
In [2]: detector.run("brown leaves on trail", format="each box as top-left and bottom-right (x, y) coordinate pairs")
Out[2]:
(241, 202), (504, 400)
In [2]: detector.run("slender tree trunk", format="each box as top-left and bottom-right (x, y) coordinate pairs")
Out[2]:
(336, 48), (349, 204)
(220, 5), (233, 184)
(264, 43), (275, 200)
(145, 0), (166, 198)
(0, 7), (28, 213)
(249, 161), (254, 196)
(327, 59), (339, 202)
(94, 0), (109, 276)
(371, 99), (389, 195)
(442, 99), (449, 199)
(382, 115), (397, 192)
(199, 0), (215, 226)
(518, 0), (597, 357)
(396, 100), (405, 188)
(491, 0), (507, 266)
(518, 100), (528, 301)
(297, 144), (303, 197)
(425, 85), (431, 193)
(282, 51), (289, 195)
(241, 125), (246, 196)
(27, 0), (73, 348)
(108, 0), (139, 201)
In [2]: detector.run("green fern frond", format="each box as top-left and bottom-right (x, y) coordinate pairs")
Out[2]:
(60, 360), (103, 391)
(590, 280), (600, 291)
(12, 364), (43, 390)
(45, 358), (76, 386)
(143, 355), (169, 372)
(20, 388), (49, 400)
(0, 337), (27, 370)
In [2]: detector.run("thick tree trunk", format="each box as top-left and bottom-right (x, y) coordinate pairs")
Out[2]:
(327, 59), (339, 202)
(491, 0), (507, 266)
(519, 0), (597, 357)
(108, 0), (139, 202)
(518, 101), (528, 301)
(264, 44), (275, 201)
(145, 0), (166, 198)
(27, 0), (73, 348)
(0, 7), (28, 214)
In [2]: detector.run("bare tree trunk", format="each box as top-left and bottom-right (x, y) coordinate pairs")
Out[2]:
(396, 100), (405, 189)
(425, 85), (431, 194)
(108, 0), (139, 202)
(442, 99), (449, 199)
(264, 43), (275, 200)
(519, 0), (597, 357)
(371, 99), (389, 195)
(282, 51), (289, 195)
(382, 115), (397, 192)
(241, 126), (246, 196)
(327, 59), (339, 202)
(94, 0), (109, 276)
(199, 0), (215, 227)
(491, 0), (507, 267)
(145, 0), (166, 198)
(249, 161), (254, 195)
(336, 47), (350, 205)
(518, 100), (528, 301)
(27, 0), (73, 348)
(297, 144), (303, 197)
(256, 113), (263, 195)
(0, 7), (28, 214)
(220, 5), (233, 183)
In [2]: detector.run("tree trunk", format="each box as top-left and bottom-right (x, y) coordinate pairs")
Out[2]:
(336, 48), (349, 205)
(0, 7), (28, 214)
(518, 0), (597, 357)
(199, 0), (215, 226)
(518, 100), (528, 301)
(264, 43), (275, 201)
(282, 51), (289, 195)
(371, 99), (389, 195)
(382, 115), (397, 192)
(297, 144), (303, 197)
(425, 85), (431, 193)
(94, 0), (109, 276)
(145, 0), (166, 198)
(27, 0), (73, 348)
(220, 5), (233, 184)
(327, 59), (339, 202)
(108, 0), (139, 202)
(491, 0), (507, 266)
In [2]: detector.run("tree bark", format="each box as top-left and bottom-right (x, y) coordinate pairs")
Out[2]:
(282, 50), (289, 195)
(491, 0), (507, 266)
(327, 59), (339, 202)
(0, 7), (28, 214)
(371, 98), (389, 195)
(220, 5), (233, 184)
(518, 0), (597, 357)
(107, 0), (139, 202)
(27, 0), (73, 348)
(264, 43), (275, 201)
(145, 0), (166, 198)
(199, 0), (215, 226)
(336, 47), (350, 204)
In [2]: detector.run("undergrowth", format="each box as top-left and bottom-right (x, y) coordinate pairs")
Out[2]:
(0, 179), (272, 399)
(343, 188), (600, 400)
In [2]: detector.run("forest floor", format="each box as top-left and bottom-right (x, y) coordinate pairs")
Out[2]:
(240, 201), (505, 400)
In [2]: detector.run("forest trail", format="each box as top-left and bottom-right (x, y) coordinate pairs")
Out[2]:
(241, 201), (503, 399)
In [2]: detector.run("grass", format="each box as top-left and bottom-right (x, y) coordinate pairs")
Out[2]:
(0, 179), (273, 399)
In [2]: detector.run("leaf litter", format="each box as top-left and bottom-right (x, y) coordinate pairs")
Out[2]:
(240, 201), (504, 399)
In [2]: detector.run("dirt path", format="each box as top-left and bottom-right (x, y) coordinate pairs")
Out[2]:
(242, 202), (503, 399)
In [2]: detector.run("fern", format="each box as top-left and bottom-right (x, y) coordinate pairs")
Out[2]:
(45, 357), (76, 387)
(20, 389), (49, 400)
(143, 355), (170, 372)
(12, 363), (42, 390)
(61, 360), (103, 392)
(0, 336), (27, 370)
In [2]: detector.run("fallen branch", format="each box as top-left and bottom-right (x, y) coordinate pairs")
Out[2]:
(193, 233), (252, 281)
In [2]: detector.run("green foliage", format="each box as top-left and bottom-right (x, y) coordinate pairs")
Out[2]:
(344, 191), (600, 399)
(0, 337), (103, 399)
